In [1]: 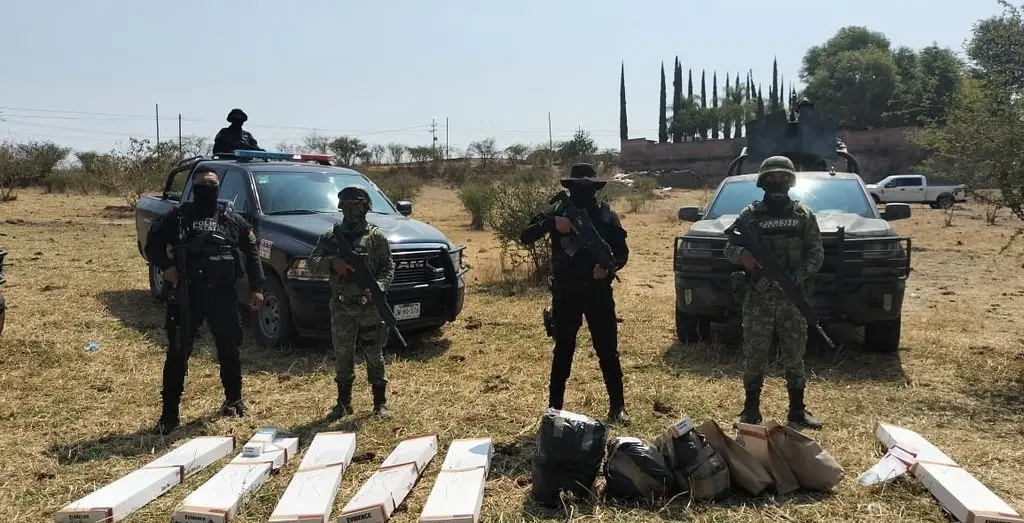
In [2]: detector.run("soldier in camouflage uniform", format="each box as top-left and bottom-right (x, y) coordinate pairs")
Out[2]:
(723, 156), (824, 429)
(308, 185), (395, 420)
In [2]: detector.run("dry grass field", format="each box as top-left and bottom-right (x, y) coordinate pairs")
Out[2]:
(1, 183), (1023, 522)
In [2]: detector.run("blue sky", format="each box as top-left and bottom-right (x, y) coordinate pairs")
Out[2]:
(0, 0), (1004, 156)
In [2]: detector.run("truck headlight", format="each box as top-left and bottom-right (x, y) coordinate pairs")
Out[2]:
(862, 240), (901, 258)
(286, 259), (330, 281)
(680, 239), (715, 258)
(449, 246), (469, 275)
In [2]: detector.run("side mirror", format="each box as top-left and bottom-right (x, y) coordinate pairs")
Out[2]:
(678, 206), (703, 222)
(882, 203), (911, 221)
(396, 201), (413, 216)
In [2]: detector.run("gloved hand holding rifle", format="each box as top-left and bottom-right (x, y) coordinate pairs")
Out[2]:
(551, 190), (621, 282)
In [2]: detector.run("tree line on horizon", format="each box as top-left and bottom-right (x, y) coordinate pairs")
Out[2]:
(619, 25), (966, 144)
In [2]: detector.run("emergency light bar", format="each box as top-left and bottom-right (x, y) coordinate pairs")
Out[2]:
(232, 149), (335, 164)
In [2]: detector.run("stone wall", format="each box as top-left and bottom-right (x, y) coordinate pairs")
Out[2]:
(620, 126), (926, 187)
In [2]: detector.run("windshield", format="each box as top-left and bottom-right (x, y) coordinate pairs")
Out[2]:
(706, 178), (876, 219)
(251, 171), (395, 215)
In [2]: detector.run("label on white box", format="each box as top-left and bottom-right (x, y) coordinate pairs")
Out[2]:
(231, 437), (298, 470)
(340, 463), (418, 523)
(171, 463), (272, 523)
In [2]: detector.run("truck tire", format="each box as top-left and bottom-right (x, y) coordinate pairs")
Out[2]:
(253, 275), (293, 348)
(148, 264), (166, 300)
(863, 316), (901, 353)
(936, 194), (954, 209)
(676, 309), (712, 344)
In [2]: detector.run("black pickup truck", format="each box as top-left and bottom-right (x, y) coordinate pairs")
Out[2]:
(135, 152), (468, 348)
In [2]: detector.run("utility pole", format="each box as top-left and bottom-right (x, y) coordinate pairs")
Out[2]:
(155, 103), (160, 145)
(178, 114), (182, 155)
(445, 117), (449, 159)
(429, 118), (438, 153)
(548, 111), (553, 167)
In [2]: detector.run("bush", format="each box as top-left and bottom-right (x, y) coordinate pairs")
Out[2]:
(486, 180), (557, 286)
(625, 177), (658, 213)
(369, 170), (424, 203)
(598, 180), (632, 205)
(458, 183), (498, 230)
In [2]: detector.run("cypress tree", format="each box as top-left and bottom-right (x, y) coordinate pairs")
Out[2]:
(771, 57), (779, 112)
(723, 73), (731, 140)
(687, 69), (693, 101)
(672, 58), (682, 143)
(699, 70), (707, 139)
(712, 72), (719, 140)
(757, 85), (765, 116)
(619, 62), (628, 141)
(659, 62), (668, 143)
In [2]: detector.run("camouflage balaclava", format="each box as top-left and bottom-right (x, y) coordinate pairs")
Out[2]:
(756, 156), (796, 212)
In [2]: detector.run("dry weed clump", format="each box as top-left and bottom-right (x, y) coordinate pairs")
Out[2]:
(0, 187), (1022, 522)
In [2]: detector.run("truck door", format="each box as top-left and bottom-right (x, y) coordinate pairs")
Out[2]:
(216, 166), (259, 303)
(900, 176), (926, 202)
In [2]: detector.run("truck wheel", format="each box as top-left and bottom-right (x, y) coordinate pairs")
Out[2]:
(863, 317), (901, 353)
(937, 194), (954, 209)
(676, 309), (712, 344)
(148, 264), (166, 300)
(253, 276), (293, 348)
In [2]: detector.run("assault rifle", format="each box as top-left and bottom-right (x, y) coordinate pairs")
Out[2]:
(551, 191), (621, 282)
(726, 217), (837, 349)
(329, 225), (407, 348)
(164, 220), (195, 357)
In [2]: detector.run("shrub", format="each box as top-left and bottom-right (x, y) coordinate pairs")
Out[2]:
(625, 177), (658, 212)
(458, 183), (498, 230)
(369, 170), (423, 203)
(486, 180), (557, 286)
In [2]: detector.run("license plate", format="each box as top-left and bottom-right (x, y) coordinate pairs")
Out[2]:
(393, 303), (421, 321)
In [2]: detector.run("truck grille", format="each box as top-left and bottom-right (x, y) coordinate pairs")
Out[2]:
(391, 250), (447, 286)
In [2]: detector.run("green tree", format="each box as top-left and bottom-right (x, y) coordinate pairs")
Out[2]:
(619, 62), (628, 140)
(966, 0), (1024, 89)
(557, 129), (597, 164)
(699, 70), (708, 139)
(803, 48), (899, 128)
(722, 73), (732, 139)
(329, 136), (367, 166)
(801, 26), (891, 80)
(771, 57), (779, 111)
(712, 72), (720, 140)
(672, 58), (683, 142)
(659, 62), (669, 143)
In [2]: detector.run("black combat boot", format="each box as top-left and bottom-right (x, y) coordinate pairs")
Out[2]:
(737, 387), (763, 425)
(607, 405), (631, 425)
(326, 382), (353, 421)
(153, 391), (180, 435)
(786, 387), (822, 429)
(372, 384), (391, 419)
(221, 399), (247, 417)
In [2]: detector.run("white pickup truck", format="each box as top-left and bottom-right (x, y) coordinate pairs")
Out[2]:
(865, 174), (967, 209)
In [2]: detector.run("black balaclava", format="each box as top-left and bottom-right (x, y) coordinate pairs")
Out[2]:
(192, 180), (220, 217)
(761, 178), (791, 213)
(569, 184), (598, 209)
(339, 199), (369, 237)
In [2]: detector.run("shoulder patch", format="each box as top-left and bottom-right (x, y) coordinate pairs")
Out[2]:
(258, 238), (272, 259)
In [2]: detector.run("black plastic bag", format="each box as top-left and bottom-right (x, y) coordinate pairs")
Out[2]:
(655, 417), (731, 501)
(531, 408), (607, 506)
(603, 436), (675, 500)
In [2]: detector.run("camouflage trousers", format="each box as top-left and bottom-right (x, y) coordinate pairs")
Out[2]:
(330, 297), (388, 389)
(741, 286), (807, 391)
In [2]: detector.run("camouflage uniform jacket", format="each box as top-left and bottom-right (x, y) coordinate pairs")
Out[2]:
(723, 200), (824, 291)
(307, 221), (395, 308)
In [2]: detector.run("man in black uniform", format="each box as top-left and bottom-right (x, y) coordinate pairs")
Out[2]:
(144, 166), (265, 434)
(213, 108), (264, 156)
(520, 163), (631, 424)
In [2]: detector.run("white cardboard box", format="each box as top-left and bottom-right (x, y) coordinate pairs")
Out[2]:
(243, 427), (279, 458)
(380, 433), (438, 474)
(875, 422), (958, 466)
(171, 436), (298, 523)
(440, 438), (492, 472)
(913, 461), (1024, 523)
(54, 436), (235, 523)
(419, 467), (489, 523)
(267, 432), (357, 523)
(338, 463), (419, 523)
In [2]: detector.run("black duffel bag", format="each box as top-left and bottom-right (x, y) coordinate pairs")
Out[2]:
(603, 436), (676, 501)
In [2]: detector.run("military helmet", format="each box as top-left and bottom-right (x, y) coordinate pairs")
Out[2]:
(338, 185), (371, 203)
(226, 108), (248, 123)
(756, 155), (797, 188)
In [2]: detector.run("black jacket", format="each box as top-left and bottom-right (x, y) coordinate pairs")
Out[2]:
(145, 202), (265, 292)
(520, 197), (628, 284)
(213, 126), (263, 155)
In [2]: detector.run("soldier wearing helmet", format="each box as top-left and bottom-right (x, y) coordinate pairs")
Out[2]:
(307, 184), (395, 420)
(723, 155), (825, 429)
(213, 108), (264, 156)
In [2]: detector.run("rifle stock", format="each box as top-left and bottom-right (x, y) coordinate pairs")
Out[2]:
(552, 191), (621, 282)
(727, 217), (836, 349)
(330, 225), (407, 348)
